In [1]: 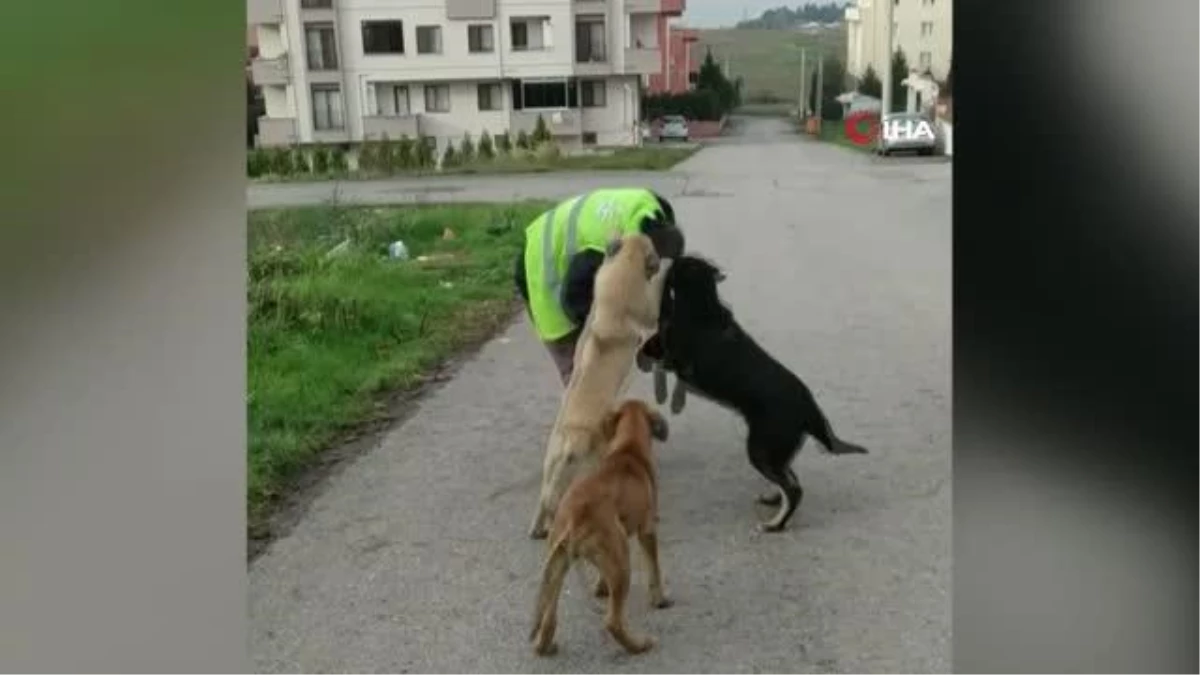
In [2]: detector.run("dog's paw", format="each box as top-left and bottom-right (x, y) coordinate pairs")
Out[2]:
(756, 491), (782, 506)
(528, 526), (549, 540)
(632, 637), (657, 654)
(593, 579), (610, 598)
(652, 595), (674, 610)
(533, 640), (559, 657)
(756, 521), (787, 534)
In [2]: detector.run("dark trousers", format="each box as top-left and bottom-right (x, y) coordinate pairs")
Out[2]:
(514, 248), (579, 386)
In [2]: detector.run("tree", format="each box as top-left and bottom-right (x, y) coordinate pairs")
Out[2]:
(532, 115), (551, 146)
(890, 48), (910, 112)
(696, 48), (737, 114)
(478, 130), (495, 160)
(441, 143), (459, 169)
(459, 131), (476, 164)
(858, 64), (882, 98)
(516, 129), (531, 150)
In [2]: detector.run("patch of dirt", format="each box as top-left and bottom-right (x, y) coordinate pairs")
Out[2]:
(247, 299), (524, 563)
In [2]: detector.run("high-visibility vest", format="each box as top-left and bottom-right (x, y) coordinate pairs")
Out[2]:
(523, 187), (664, 341)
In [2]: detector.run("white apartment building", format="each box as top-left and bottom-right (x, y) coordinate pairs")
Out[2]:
(844, 0), (952, 83)
(247, 0), (671, 151)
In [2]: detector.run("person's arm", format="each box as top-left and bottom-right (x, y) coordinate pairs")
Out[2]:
(560, 248), (605, 326)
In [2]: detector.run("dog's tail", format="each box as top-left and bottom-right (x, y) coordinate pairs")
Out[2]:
(808, 404), (870, 456)
(530, 536), (572, 641)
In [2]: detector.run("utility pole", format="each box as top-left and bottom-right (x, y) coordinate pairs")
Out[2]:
(816, 51), (825, 133)
(879, 0), (895, 150)
(798, 48), (807, 120)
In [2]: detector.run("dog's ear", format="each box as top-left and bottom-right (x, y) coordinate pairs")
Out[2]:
(706, 261), (727, 283)
(647, 408), (669, 443)
(644, 248), (661, 279)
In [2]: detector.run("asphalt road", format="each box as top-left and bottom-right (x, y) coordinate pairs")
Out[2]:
(248, 117), (951, 673)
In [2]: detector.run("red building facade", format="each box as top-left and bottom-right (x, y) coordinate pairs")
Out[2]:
(644, 0), (700, 95)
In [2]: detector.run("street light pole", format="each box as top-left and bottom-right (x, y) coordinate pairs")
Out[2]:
(798, 48), (807, 120)
(879, 0), (895, 150)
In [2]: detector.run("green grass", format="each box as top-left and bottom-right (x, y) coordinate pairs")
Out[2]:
(250, 146), (699, 183)
(247, 201), (551, 524)
(697, 28), (846, 105)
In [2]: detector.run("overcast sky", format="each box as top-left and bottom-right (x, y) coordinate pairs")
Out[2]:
(682, 1), (836, 28)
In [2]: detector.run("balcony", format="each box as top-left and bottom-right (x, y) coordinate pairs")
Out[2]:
(624, 0), (658, 13)
(624, 47), (659, 74)
(247, 0), (284, 24)
(256, 117), (298, 147)
(299, 0), (335, 21)
(575, 51), (611, 76)
(661, 0), (685, 15)
(250, 56), (290, 85)
(510, 109), (581, 137)
(362, 115), (423, 140)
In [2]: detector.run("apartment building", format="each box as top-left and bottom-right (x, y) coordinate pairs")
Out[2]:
(646, 25), (699, 95)
(844, 0), (952, 83)
(248, 0), (684, 150)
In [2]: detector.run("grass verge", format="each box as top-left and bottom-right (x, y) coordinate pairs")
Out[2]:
(250, 145), (699, 183)
(247, 200), (551, 532)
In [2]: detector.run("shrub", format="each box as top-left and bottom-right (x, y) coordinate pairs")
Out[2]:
(532, 115), (552, 146)
(312, 145), (331, 174)
(492, 131), (509, 155)
(477, 130), (495, 161)
(515, 129), (531, 150)
(269, 147), (294, 175)
(377, 134), (397, 174)
(357, 139), (379, 173)
(247, 148), (270, 177)
(414, 134), (435, 168)
(395, 134), (415, 170)
(459, 132), (476, 164)
(534, 141), (561, 162)
(329, 145), (348, 172)
(440, 143), (459, 169)
(290, 146), (309, 174)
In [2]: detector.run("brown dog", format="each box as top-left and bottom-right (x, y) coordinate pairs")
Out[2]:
(528, 233), (672, 539)
(530, 399), (672, 657)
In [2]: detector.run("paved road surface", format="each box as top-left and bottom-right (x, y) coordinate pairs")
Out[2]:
(249, 117), (951, 673)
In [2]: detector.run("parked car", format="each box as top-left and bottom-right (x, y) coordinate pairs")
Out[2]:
(658, 115), (690, 142)
(877, 111), (940, 156)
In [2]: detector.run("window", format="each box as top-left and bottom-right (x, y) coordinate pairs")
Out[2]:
(687, 71), (698, 85)
(575, 17), (606, 62)
(416, 25), (442, 54)
(311, 85), (345, 130)
(468, 24), (495, 53)
(304, 23), (338, 70)
(580, 79), (606, 108)
(582, 131), (598, 145)
(362, 20), (404, 54)
(511, 79), (569, 109)
(301, 0), (332, 8)
(477, 82), (502, 111)
(424, 84), (451, 112)
(374, 83), (410, 116)
(919, 51), (932, 69)
(510, 17), (548, 51)
(920, 21), (933, 37)
(922, 0), (935, 5)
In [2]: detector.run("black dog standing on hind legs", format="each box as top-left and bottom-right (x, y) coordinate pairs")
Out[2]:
(635, 255), (871, 533)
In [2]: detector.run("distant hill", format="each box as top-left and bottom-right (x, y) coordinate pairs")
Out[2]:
(696, 28), (847, 105)
(735, 2), (851, 30)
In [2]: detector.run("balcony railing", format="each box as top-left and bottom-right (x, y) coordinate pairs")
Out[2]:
(250, 56), (290, 85)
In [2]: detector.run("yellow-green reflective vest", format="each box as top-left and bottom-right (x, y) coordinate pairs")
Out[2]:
(524, 187), (663, 341)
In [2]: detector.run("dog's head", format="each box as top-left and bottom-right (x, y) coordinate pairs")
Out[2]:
(605, 233), (661, 279)
(664, 255), (728, 322)
(602, 399), (669, 446)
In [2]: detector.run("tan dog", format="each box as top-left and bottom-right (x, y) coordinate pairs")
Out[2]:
(528, 233), (672, 539)
(530, 399), (672, 657)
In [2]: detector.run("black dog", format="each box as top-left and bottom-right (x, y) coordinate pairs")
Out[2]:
(637, 255), (869, 532)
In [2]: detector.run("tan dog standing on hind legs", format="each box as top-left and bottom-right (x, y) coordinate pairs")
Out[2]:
(528, 233), (672, 540)
(530, 399), (672, 657)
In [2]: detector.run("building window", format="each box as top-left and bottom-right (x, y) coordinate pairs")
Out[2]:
(511, 79), (569, 110)
(416, 25), (443, 54)
(362, 20), (404, 54)
(468, 24), (495, 53)
(575, 17), (606, 62)
(922, 0), (935, 5)
(477, 82), (502, 111)
(374, 83), (410, 116)
(688, 71), (699, 85)
(311, 85), (345, 130)
(919, 51), (932, 69)
(304, 23), (338, 70)
(510, 17), (548, 51)
(582, 132), (598, 145)
(580, 79), (606, 108)
(920, 21), (933, 37)
(424, 84), (451, 112)
(301, 0), (332, 8)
